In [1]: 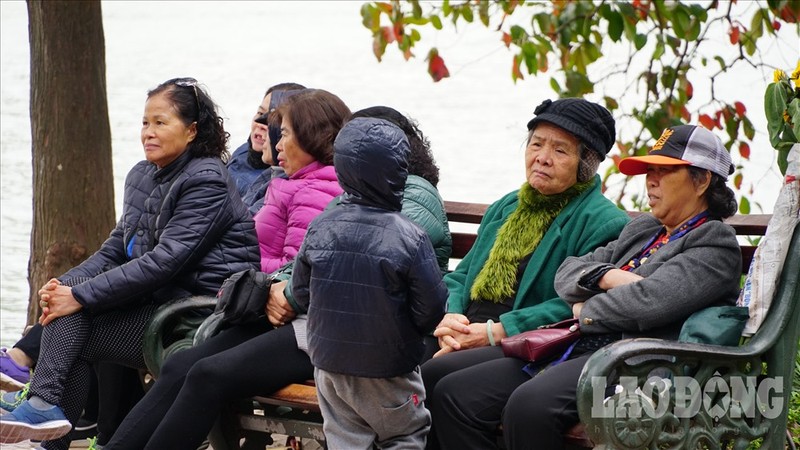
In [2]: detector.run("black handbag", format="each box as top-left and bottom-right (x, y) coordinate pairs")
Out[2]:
(214, 269), (275, 327)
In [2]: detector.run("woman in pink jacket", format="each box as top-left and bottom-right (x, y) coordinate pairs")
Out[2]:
(253, 89), (351, 273)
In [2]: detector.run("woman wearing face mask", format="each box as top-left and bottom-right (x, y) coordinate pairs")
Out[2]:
(227, 82), (305, 198)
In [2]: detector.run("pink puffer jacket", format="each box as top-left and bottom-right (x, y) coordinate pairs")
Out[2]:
(254, 161), (342, 273)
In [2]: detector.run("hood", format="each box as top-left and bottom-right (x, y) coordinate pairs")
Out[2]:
(334, 117), (409, 211)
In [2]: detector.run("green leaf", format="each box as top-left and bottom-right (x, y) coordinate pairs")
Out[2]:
(360, 3), (381, 31)
(778, 147), (789, 175)
(743, 116), (756, 140)
(751, 8), (765, 38)
(410, 28), (421, 42)
(739, 196), (751, 214)
(598, 3), (612, 19)
(607, 10), (624, 42)
(765, 82), (789, 148)
(534, 35), (554, 52)
(583, 41), (601, 63)
(521, 42), (539, 73)
(564, 70), (594, 96)
(687, 17), (701, 41)
(510, 25), (527, 42)
(534, 13), (552, 36)
(653, 36), (665, 59)
(672, 5), (691, 37)
(412, 1), (422, 19)
(689, 4), (708, 21)
(430, 14), (443, 30)
(405, 16), (430, 25)
(661, 66), (676, 89)
(478, 1), (490, 27)
(549, 77), (562, 95)
(788, 97), (800, 142)
(622, 14), (637, 41)
(461, 5), (474, 23)
(634, 33), (647, 50)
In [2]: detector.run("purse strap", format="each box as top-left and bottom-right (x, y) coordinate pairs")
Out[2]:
(537, 317), (580, 330)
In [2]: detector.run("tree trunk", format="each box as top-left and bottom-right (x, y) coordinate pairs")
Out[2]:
(26, 0), (115, 324)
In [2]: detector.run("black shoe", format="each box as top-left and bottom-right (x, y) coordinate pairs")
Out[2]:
(68, 416), (98, 441)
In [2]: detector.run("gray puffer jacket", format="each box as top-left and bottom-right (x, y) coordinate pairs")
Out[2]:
(62, 150), (260, 312)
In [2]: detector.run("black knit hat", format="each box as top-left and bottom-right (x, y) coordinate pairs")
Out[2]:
(526, 98), (616, 157)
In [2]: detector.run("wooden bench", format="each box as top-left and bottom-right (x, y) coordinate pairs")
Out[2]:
(143, 202), (786, 449)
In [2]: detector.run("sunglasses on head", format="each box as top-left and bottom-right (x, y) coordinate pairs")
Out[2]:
(174, 77), (200, 120)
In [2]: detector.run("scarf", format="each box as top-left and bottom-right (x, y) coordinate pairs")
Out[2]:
(470, 179), (592, 303)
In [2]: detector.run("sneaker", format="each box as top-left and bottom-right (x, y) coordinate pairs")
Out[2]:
(0, 347), (30, 391)
(0, 400), (72, 444)
(0, 383), (29, 413)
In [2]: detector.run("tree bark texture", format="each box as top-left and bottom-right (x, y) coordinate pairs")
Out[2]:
(26, 0), (115, 324)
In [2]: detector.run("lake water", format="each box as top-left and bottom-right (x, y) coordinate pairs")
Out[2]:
(1, 1), (795, 347)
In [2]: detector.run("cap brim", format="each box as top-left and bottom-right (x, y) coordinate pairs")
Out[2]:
(618, 155), (691, 175)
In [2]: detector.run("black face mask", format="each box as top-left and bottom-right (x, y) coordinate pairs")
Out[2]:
(246, 140), (270, 170)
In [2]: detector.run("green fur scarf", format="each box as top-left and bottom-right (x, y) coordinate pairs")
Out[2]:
(470, 179), (593, 303)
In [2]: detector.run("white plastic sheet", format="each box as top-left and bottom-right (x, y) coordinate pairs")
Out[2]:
(738, 144), (800, 336)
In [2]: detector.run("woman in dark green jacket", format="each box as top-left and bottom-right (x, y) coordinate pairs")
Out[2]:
(422, 98), (629, 449)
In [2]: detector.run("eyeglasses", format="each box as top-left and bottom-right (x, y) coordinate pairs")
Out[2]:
(174, 77), (200, 120)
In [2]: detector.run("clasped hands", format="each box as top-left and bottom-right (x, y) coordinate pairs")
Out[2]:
(433, 313), (506, 358)
(37, 278), (82, 325)
(265, 280), (296, 328)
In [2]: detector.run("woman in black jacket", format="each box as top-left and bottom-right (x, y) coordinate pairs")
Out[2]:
(0, 77), (260, 450)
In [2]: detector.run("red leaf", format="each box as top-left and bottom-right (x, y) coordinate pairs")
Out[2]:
(734, 173), (743, 190)
(680, 105), (691, 121)
(734, 101), (746, 117)
(739, 142), (751, 159)
(729, 26), (740, 44)
(511, 54), (524, 81)
(381, 26), (396, 44)
(426, 49), (450, 82)
(699, 114), (716, 130)
(773, 20), (782, 31)
(502, 32), (512, 48)
(780, 4), (799, 23)
(393, 22), (404, 43)
(686, 81), (693, 99)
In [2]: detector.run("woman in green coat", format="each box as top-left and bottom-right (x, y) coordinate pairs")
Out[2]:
(422, 98), (629, 449)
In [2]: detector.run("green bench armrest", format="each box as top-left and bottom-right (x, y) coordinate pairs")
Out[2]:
(142, 295), (216, 377)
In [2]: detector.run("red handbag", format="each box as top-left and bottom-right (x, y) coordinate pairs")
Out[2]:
(500, 318), (581, 362)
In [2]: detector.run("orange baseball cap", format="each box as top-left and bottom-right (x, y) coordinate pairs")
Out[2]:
(618, 125), (734, 179)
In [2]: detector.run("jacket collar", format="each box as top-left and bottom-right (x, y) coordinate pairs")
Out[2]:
(153, 149), (194, 183)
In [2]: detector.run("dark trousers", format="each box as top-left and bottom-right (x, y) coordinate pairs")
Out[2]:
(105, 321), (314, 450)
(422, 346), (590, 450)
(32, 304), (157, 450)
(502, 354), (590, 450)
(14, 321), (144, 445)
(14, 322), (43, 362)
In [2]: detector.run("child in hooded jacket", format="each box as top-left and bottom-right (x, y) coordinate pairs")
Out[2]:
(292, 117), (448, 449)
